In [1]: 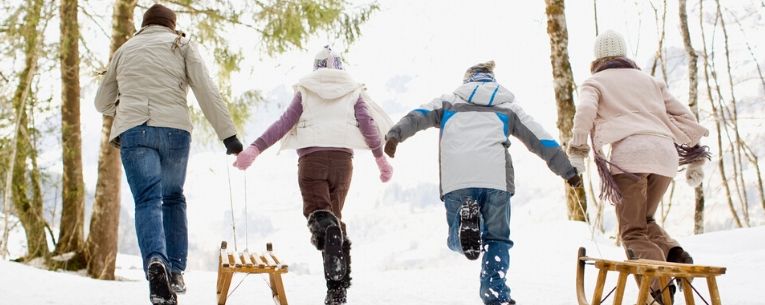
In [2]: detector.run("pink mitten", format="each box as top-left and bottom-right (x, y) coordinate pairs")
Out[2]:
(233, 145), (260, 170)
(375, 156), (393, 183)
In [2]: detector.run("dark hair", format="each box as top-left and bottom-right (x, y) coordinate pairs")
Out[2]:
(590, 56), (639, 74)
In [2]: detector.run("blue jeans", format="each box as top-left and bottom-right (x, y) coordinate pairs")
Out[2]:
(120, 124), (191, 275)
(444, 188), (514, 305)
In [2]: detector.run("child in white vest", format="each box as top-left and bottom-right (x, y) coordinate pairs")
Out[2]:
(233, 46), (393, 305)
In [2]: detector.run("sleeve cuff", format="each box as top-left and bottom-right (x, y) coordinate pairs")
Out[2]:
(253, 138), (268, 152)
(570, 132), (589, 147)
(371, 146), (383, 158)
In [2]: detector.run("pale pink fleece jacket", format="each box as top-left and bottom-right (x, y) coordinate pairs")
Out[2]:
(571, 68), (708, 176)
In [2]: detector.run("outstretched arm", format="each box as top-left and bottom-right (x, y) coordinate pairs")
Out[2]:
(234, 92), (302, 170)
(506, 103), (578, 179)
(354, 96), (383, 157)
(252, 92), (303, 152)
(185, 41), (237, 141)
(384, 98), (446, 158)
(385, 98), (445, 143)
(570, 80), (600, 149)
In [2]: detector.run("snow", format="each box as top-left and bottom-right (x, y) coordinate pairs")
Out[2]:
(2, 222), (763, 305)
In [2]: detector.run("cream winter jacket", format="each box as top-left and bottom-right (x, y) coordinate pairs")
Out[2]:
(94, 26), (237, 146)
(571, 69), (708, 150)
(279, 69), (393, 150)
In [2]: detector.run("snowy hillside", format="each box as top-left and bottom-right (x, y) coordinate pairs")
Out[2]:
(2, 222), (764, 305)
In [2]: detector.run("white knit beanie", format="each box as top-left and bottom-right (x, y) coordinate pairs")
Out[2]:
(593, 30), (627, 59)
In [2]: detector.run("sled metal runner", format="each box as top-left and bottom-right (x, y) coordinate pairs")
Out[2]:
(216, 241), (289, 305)
(576, 247), (726, 305)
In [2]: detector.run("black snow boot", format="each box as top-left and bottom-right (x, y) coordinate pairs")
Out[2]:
(147, 258), (177, 305)
(325, 238), (352, 305)
(308, 210), (347, 281)
(324, 287), (347, 305)
(170, 271), (186, 294)
(458, 197), (481, 260)
(308, 210), (342, 250)
(666, 247), (693, 264)
(667, 246), (694, 290)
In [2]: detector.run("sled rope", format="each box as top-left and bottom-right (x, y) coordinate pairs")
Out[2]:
(570, 162), (604, 258)
(599, 286), (617, 304)
(686, 278), (712, 305)
(226, 273), (250, 298)
(225, 158), (238, 252)
(243, 174), (249, 250)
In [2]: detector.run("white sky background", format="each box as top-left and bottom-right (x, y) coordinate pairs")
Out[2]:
(12, 0), (765, 264)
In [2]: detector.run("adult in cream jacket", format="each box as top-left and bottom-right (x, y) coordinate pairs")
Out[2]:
(94, 5), (242, 305)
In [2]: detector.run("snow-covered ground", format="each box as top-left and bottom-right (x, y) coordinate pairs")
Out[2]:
(2, 222), (763, 305)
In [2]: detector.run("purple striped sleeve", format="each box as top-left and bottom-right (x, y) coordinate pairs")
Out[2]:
(354, 96), (383, 157)
(253, 92), (303, 152)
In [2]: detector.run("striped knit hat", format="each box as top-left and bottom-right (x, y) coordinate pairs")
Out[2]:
(463, 60), (496, 83)
(593, 30), (627, 59)
(314, 46), (344, 70)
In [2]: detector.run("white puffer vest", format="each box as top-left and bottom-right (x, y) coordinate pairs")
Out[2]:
(279, 69), (392, 150)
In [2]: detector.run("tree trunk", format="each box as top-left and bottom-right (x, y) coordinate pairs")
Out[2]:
(715, 0), (750, 227)
(55, 0), (85, 255)
(593, 0), (599, 36)
(84, 0), (137, 280)
(8, 0), (48, 260)
(678, 0), (706, 235)
(544, 0), (587, 221)
(699, 0), (743, 228)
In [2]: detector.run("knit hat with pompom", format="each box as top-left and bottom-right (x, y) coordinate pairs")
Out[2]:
(463, 60), (496, 83)
(313, 46), (343, 70)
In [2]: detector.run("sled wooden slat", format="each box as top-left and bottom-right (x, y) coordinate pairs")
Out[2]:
(226, 250), (238, 267)
(216, 241), (289, 305)
(576, 247), (726, 305)
(250, 252), (266, 268)
(219, 248), (229, 268)
(240, 250), (253, 267)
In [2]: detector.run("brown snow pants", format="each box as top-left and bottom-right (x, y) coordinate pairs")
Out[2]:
(614, 173), (681, 262)
(298, 151), (353, 233)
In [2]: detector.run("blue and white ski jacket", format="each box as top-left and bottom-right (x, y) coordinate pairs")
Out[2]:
(386, 81), (577, 197)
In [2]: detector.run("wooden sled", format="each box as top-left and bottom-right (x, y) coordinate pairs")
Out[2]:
(576, 247), (726, 305)
(216, 241), (289, 305)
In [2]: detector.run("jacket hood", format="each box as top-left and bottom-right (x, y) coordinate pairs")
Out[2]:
(295, 68), (363, 100)
(454, 82), (515, 106)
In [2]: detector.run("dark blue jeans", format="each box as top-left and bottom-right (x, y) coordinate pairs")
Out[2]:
(120, 124), (190, 275)
(444, 188), (514, 305)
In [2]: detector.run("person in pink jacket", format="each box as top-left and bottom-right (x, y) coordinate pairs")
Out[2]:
(567, 30), (709, 304)
(233, 46), (393, 305)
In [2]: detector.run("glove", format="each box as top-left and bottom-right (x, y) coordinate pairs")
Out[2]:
(384, 138), (399, 158)
(375, 156), (393, 183)
(568, 153), (586, 175)
(685, 160), (704, 187)
(233, 145), (260, 170)
(223, 135), (243, 155)
(567, 173), (582, 188)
